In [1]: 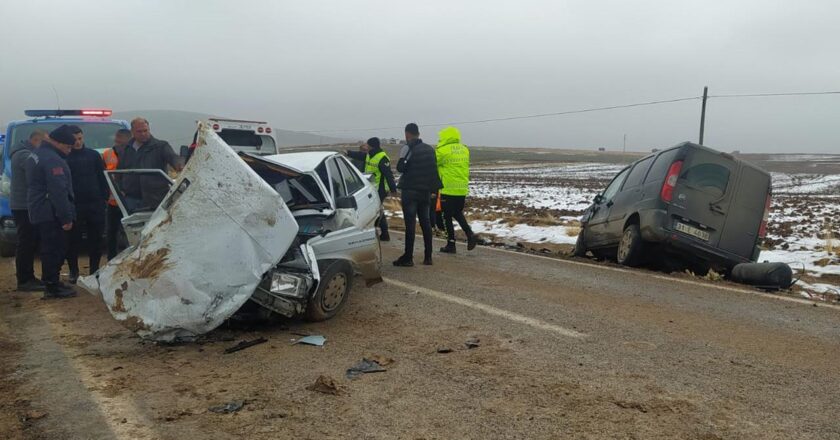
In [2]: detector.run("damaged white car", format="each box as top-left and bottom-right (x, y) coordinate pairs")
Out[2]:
(82, 125), (382, 341)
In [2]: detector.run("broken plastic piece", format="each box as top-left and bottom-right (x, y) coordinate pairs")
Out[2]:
(208, 400), (245, 414)
(346, 358), (387, 379)
(294, 335), (326, 346)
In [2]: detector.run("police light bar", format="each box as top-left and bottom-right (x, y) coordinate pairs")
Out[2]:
(25, 109), (113, 117)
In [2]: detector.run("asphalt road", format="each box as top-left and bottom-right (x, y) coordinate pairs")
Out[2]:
(1, 236), (839, 439)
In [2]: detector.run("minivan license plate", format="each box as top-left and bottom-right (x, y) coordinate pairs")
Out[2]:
(675, 222), (710, 241)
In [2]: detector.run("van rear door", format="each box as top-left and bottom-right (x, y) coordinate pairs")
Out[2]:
(717, 164), (770, 259)
(668, 148), (737, 248)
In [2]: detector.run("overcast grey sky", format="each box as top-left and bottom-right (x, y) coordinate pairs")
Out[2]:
(1, 0), (838, 152)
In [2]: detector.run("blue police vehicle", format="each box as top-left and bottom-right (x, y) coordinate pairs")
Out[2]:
(0, 109), (129, 256)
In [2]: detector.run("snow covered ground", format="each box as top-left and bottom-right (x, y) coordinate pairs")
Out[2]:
(463, 163), (840, 300)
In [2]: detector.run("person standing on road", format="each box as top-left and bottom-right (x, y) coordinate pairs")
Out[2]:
(103, 128), (130, 260)
(394, 123), (442, 267)
(9, 130), (47, 291)
(346, 137), (397, 241)
(64, 126), (109, 282)
(436, 126), (477, 253)
(26, 125), (77, 299)
(118, 118), (183, 212)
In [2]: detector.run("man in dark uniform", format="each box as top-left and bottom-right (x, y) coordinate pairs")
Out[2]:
(9, 130), (46, 291)
(26, 125), (77, 299)
(117, 117), (183, 212)
(345, 137), (397, 241)
(394, 123), (442, 267)
(65, 126), (109, 282)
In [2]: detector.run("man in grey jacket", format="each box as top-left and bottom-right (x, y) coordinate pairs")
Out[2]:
(9, 130), (46, 291)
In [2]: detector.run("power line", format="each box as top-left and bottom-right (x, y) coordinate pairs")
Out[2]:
(708, 91), (840, 98)
(295, 90), (840, 134)
(297, 96), (701, 133)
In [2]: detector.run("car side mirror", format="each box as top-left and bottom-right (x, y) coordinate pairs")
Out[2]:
(179, 145), (190, 158)
(335, 195), (357, 209)
(363, 173), (376, 183)
(594, 194), (604, 204)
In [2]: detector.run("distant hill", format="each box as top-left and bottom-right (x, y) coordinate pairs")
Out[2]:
(112, 110), (349, 148)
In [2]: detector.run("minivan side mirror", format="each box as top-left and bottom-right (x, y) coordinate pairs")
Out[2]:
(594, 194), (604, 204)
(335, 195), (358, 209)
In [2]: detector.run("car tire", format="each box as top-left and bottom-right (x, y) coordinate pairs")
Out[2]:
(0, 242), (15, 258)
(573, 229), (587, 258)
(617, 224), (644, 267)
(305, 259), (353, 322)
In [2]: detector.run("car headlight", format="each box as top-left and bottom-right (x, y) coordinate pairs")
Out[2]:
(0, 174), (10, 197)
(270, 272), (311, 298)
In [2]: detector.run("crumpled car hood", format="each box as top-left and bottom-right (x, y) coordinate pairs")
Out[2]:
(83, 127), (298, 341)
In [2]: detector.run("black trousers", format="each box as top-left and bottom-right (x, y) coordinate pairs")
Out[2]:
(376, 189), (389, 236)
(401, 189), (432, 259)
(66, 203), (105, 274)
(440, 195), (474, 244)
(12, 209), (39, 284)
(106, 204), (123, 260)
(37, 220), (66, 288)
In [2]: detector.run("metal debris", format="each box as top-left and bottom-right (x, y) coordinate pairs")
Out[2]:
(224, 337), (268, 354)
(346, 358), (387, 379)
(208, 400), (246, 414)
(293, 335), (326, 346)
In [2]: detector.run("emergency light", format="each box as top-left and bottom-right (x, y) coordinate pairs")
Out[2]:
(24, 109), (113, 118)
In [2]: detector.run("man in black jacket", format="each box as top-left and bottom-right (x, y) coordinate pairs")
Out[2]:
(65, 126), (109, 282)
(394, 123), (442, 267)
(26, 125), (77, 299)
(117, 118), (183, 212)
(346, 137), (397, 241)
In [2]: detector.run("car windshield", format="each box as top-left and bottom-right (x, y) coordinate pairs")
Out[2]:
(8, 121), (124, 152)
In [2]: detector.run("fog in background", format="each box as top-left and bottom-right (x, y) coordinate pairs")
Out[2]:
(1, 0), (838, 153)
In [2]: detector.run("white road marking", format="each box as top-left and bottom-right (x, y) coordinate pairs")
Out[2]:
(383, 277), (587, 338)
(386, 230), (840, 312)
(39, 306), (158, 440)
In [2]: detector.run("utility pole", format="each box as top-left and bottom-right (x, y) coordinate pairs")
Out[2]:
(623, 134), (627, 153)
(699, 86), (708, 145)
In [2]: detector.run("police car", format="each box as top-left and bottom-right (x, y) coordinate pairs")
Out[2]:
(0, 109), (129, 256)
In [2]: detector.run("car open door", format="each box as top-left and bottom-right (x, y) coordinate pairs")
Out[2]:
(82, 126), (299, 341)
(104, 169), (174, 247)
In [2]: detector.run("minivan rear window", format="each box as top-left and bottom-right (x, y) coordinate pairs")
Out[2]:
(622, 156), (653, 189)
(644, 148), (680, 184)
(682, 162), (730, 197)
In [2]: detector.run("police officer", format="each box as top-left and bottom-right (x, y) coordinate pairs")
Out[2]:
(26, 125), (77, 299)
(65, 125), (109, 282)
(9, 130), (47, 291)
(346, 137), (397, 241)
(435, 126), (477, 253)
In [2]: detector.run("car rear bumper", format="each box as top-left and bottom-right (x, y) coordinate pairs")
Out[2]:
(639, 208), (753, 268)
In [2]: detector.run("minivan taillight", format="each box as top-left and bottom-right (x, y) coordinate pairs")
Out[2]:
(758, 193), (772, 238)
(660, 160), (683, 202)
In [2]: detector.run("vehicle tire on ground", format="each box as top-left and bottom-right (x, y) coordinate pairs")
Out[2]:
(305, 259), (353, 322)
(0, 242), (15, 258)
(616, 223), (645, 267)
(572, 229), (587, 258)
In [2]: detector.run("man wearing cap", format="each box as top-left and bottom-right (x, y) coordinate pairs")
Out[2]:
(9, 130), (47, 291)
(345, 137), (397, 241)
(26, 125), (77, 299)
(64, 126), (109, 282)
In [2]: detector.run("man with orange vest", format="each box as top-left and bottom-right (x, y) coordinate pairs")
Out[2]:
(102, 129), (131, 259)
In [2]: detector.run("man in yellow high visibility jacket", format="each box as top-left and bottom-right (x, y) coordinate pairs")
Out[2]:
(436, 126), (476, 253)
(346, 137), (397, 240)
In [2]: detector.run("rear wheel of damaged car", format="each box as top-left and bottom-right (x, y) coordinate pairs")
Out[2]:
(306, 259), (353, 322)
(572, 229), (587, 258)
(617, 223), (645, 267)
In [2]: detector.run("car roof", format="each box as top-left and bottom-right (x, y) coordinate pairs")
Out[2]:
(261, 151), (338, 172)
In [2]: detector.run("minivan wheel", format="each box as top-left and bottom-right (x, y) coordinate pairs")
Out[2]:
(573, 229), (587, 257)
(305, 259), (353, 322)
(617, 224), (644, 267)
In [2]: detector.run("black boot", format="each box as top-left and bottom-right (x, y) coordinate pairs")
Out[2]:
(17, 278), (45, 292)
(392, 255), (414, 267)
(440, 242), (457, 254)
(68, 268), (79, 285)
(467, 233), (478, 251)
(43, 283), (77, 300)
(379, 232), (391, 242)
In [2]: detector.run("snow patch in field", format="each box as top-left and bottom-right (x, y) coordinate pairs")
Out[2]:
(471, 220), (579, 245)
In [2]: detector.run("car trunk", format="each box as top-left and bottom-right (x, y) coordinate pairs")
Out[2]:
(82, 128), (300, 342)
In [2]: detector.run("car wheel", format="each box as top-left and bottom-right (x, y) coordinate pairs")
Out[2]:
(305, 259), (353, 322)
(572, 229), (587, 257)
(0, 241), (15, 258)
(617, 224), (644, 267)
